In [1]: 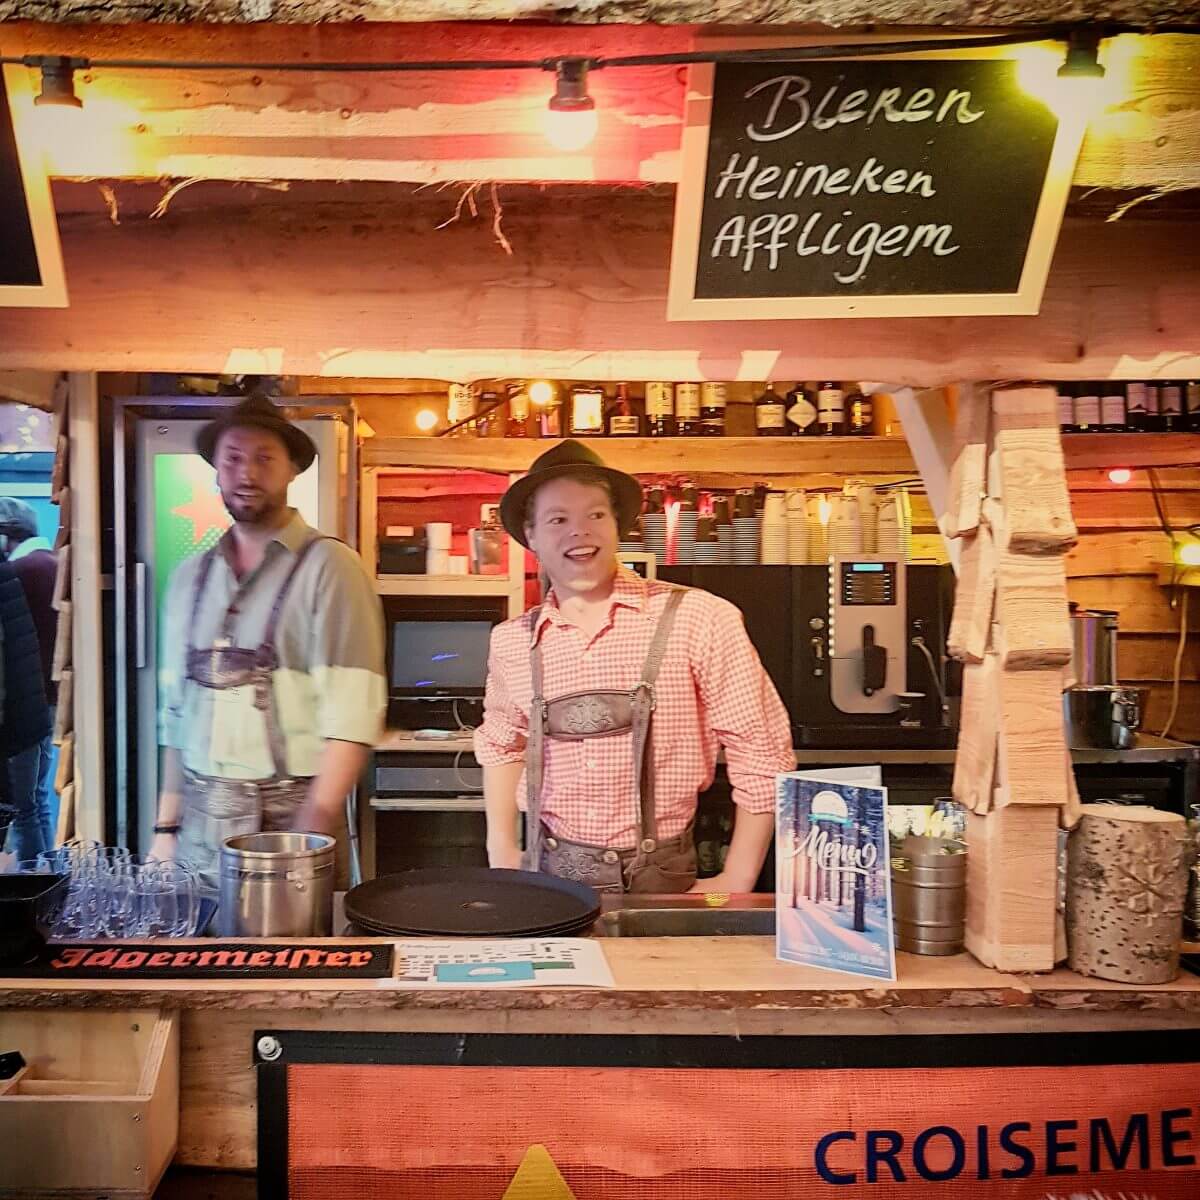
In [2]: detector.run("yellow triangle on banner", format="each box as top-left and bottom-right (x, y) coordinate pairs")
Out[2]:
(501, 1144), (578, 1200)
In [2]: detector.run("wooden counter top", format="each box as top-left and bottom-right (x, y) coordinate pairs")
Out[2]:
(4, 937), (1200, 1015)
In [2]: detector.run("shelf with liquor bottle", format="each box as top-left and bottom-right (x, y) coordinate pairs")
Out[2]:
(1057, 380), (1198, 435)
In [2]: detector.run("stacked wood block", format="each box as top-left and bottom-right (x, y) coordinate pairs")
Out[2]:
(947, 385), (1078, 972)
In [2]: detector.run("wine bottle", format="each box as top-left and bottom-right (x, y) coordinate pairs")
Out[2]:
(607, 383), (641, 437)
(816, 381), (846, 436)
(699, 383), (727, 437)
(675, 383), (702, 437)
(645, 383), (675, 437)
(754, 382), (787, 437)
(845, 389), (874, 436)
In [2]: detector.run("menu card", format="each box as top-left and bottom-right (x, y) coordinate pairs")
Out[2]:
(776, 769), (896, 982)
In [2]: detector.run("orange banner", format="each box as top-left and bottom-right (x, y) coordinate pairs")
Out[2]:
(286, 1059), (1200, 1199)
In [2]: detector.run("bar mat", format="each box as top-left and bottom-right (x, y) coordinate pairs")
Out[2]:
(5, 941), (394, 980)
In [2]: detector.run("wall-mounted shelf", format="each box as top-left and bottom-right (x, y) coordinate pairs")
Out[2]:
(363, 433), (1200, 475)
(376, 575), (516, 597)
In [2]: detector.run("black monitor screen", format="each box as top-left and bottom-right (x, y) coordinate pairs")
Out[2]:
(390, 620), (493, 697)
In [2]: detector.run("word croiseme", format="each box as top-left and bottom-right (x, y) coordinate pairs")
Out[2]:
(814, 1110), (1197, 1184)
(50, 945), (379, 971)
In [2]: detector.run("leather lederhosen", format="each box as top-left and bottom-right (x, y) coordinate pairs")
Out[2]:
(523, 586), (697, 894)
(175, 534), (335, 895)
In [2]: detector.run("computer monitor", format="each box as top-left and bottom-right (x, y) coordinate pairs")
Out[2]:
(390, 619), (493, 699)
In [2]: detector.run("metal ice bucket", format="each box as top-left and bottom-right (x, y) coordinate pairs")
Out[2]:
(891, 837), (966, 956)
(218, 831), (335, 938)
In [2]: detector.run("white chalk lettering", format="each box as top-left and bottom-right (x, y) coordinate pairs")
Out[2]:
(711, 153), (936, 202)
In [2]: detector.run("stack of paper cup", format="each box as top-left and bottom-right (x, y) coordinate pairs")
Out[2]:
(733, 490), (758, 565)
(694, 516), (719, 565)
(713, 496), (733, 565)
(876, 493), (904, 557)
(675, 507), (698, 565)
(425, 521), (452, 574)
(854, 484), (878, 554)
(760, 492), (788, 564)
(828, 493), (863, 557)
(786, 490), (808, 564)
(806, 494), (829, 565)
(896, 487), (913, 561)
(617, 515), (644, 557)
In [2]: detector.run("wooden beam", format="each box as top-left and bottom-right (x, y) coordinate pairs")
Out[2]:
(3, 184), (1200, 384)
(0, 27), (1196, 189)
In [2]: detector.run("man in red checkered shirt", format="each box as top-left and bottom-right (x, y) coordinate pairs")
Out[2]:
(475, 440), (795, 894)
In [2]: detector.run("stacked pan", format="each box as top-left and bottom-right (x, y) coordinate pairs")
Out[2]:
(345, 867), (601, 938)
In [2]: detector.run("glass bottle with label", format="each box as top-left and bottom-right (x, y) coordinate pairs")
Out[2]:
(645, 383), (676, 437)
(476, 389), (500, 438)
(607, 383), (641, 437)
(568, 385), (605, 437)
(1100, 381), (1128, 432)
(1161, 382), (1184, 432)
(699, 383), (727, 437)
(846, 389), (874, 436)
(1124, 382), (1150, 432)
(1056, 383), (1076, 434)
(533, 383), (562, 438)
(1073, 383), (1101, 433)
(446, 383), (476, 437)
(816, 381), (846, 436)
(754, 382), (787, 437)
(505, 382), (531, 438)
(785, 383), (818, 437)
(1143, 383), (1163, 432)
(675, 383), (702, 437)
(1186, 382), (1200, 432)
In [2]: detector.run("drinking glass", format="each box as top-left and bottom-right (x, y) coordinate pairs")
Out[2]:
(156, 863), (200, 938)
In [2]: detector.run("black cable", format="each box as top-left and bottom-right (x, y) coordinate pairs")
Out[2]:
(436, 392), (509, 438)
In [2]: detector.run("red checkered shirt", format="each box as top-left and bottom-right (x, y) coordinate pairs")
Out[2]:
(474, 568), (796, 848)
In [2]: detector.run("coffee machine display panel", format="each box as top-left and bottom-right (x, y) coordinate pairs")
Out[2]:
(840, 560), (898, 607)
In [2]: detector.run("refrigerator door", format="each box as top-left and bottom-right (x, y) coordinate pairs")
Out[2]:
(130, 417), (342, 853)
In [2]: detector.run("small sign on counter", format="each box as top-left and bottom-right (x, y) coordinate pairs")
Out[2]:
(391, 938), (614, 988)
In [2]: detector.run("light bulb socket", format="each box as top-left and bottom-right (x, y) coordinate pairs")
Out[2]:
(32, 56), (86, 108)
(1058, 30), (1105, 79)
(549, 58), (595, 113)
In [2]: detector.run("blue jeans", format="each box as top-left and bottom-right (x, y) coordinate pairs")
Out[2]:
(7, 725), (58, 861)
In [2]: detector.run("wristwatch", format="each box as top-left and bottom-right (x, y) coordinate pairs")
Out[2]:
(153, 823), (181, 835)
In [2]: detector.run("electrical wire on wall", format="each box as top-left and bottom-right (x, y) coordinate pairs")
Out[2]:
(1147, 468), (1195, 740)
(1160, 589), (1190, 740)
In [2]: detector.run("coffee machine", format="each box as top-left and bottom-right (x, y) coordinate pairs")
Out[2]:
(792, 558), (956, 747)
(658, 561), (956, 748)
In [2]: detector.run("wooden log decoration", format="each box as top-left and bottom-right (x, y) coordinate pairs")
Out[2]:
(1066, 804), (1191, 984)
(947, 522), (995, 663)
(996, 667), (1069, 809)
(952, 654), (999, 813)
(945, 384), (989, 538)
(993, 549), (1072, 670)
(991, 385), (1078, 554)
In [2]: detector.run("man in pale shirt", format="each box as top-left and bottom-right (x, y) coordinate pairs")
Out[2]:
(475, 440), (795, 894)
(153, 394), (385, 894)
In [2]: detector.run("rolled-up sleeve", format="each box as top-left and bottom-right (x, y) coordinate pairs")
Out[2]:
(693, 596), (795, 813)
(473, 625), (528, 767)
(308, 543), (387, 746)
(158, 562), (192, 750)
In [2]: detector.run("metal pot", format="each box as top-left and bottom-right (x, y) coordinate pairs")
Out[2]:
(891, 843), (966, 956)
(1069, 608), (1119, 686)
(1063, 685), (1149, 750)
(218, 831), (335, 938)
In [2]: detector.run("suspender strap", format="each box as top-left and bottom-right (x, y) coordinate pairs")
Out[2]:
(524, 607), (546, 872)
(186, 548), (220, 657)
(260, 535), (328, 654)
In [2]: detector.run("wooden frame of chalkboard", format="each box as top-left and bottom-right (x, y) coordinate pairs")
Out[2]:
(0, 63), (68, 308)
(668, 44), (1088, 321)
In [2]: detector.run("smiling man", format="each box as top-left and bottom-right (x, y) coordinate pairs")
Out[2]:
(475, 440), (795, 894)
(152, 393), (385, 897)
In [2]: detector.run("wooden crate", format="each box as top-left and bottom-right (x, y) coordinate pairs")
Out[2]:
(0, 1008), (178, 1198)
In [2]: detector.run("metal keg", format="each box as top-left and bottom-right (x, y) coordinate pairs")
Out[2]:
(218, 831), (335, 938)
(891, 838), (966, 956)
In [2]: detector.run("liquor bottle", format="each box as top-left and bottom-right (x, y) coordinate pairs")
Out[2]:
(675, 383), (702, 437)
(1073, 383), (1101, 433)
(1100, 381), (1128, 432)
(446, 383), (476, 437)
(607, 383), (641, 437)
(505, 383), (531, 438)
(568, 385), (605, 437)
(534, 383), (563, 438)
(1186, 382), (1200, 432)
(1124, 382), (1149, 431)
(1056, 382), (1076, 434)
(785, 383), (818, 437)
(645, 383), (676, 437)
(754, 382), (787, 437)
(816, 381), (846, 436)
(1144, 382), (1163, 432)
(846, 389), (875, 436)
(699, 383), (727, 437)
(476, 389), (500, 438)
(1161, 382), (1185, 432)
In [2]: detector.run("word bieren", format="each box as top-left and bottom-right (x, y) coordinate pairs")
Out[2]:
(709, 75), (982, 285)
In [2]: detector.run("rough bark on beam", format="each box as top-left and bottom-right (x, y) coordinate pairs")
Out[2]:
(1, 0), (1196, 23)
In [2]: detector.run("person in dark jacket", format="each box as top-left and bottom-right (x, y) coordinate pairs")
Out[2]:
(0, 497), (54, 859)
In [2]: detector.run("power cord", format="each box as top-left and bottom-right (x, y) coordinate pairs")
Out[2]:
(911, 635), (949, 720)
(452, 698), (484, 793)
(1160, 589), (1190, 741)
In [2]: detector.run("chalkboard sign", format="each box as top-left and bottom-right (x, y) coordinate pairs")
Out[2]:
(669, 55), (1084, 320)
(0, 65), (67, 307)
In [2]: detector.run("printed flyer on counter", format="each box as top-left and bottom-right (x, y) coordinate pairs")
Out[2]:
(776, 769), (895, 982)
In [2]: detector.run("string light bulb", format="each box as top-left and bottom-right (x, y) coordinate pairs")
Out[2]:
(414, 408), (438, 433)
(34, 57), (84, 108)
(1058, 29), (1106, 79)
(1108, 467), (1132, 485)
(544, 58), (597, 153)
(528, 380), (556, 406)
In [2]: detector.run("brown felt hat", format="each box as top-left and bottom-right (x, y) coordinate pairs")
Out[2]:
(196, 393), (316, 471)
(499, 440), (642, 549)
